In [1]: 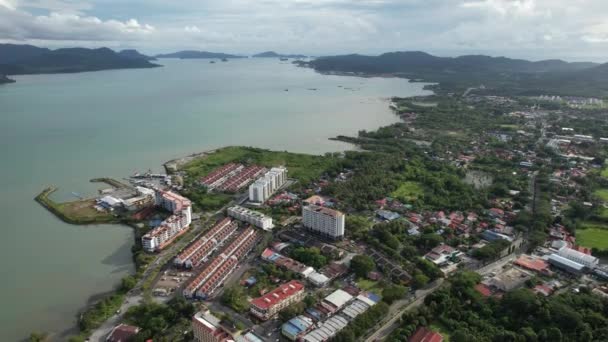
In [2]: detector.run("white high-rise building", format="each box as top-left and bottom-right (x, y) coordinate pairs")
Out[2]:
(302, 204), (345, 240)
(248, 166), (287, 203)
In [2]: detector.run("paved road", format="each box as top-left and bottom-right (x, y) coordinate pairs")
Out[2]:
(364, 280), (444, 342)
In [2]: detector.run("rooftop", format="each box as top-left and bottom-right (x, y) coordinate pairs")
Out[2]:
(250, 280), (304, 309)
(323, 289), (353, 310)
(304, 204), (344, 218)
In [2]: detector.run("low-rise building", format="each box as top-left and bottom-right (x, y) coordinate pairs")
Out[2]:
(548, 254), (585, 274)
(557, 246), (599, 269)
(409, 327), (443, 342)
(321, 289), (353, 313)
(282, 315), (314, 341)
(106, 324), (140, 342)
(250, 280), (305, 320)
(424, 244), (461, 266)
(227, 205), (273, 230)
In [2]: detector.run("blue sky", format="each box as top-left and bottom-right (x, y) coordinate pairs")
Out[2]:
(1, 0), (608, 61)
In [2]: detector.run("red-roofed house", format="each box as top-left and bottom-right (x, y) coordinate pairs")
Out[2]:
(106, 324), (141, 342)
(475, 283), (492, 297)
(250, 280), (305, 320)
(409, 327), (443, 342)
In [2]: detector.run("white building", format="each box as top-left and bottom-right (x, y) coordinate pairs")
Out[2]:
(227, 205), (273, 230)
(557, 246), (599, 269)
(142, 190), (192, 252)
(248, 167), (287, 203)
(302, 204), (345, 239)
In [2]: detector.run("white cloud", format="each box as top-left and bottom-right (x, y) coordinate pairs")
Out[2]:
(2, 0), (608, 60)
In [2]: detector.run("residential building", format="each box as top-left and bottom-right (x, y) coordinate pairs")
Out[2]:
(302, 204), (345, 239)
(106, 324), (140, 342)
(250, 280), (305, 320)
(302, 315), (349, 342)
(227, 205), (273, 230)
(261, 248), (315, 277)
(557, 246), (599, 268)
(409, 327), (443, 342)
(248, 166), (288, 203)
(142, 190), (192, 252)
(424, 244), (461, 266)
(192, 311), (234, 342)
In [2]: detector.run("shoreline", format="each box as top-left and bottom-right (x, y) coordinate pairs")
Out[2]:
(30, 81), (427, 340)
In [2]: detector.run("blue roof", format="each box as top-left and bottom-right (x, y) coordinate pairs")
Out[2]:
(365, 292), (381, 303)
(306, 308), (322, 320)
(377, 210), (401, 221)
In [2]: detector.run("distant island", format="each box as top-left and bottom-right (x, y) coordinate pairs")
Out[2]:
(252, 51), (308, 58)
(155, 50), (246, 59)
(297, 51), (607, 97)
(0, 44), (159, 84)
(0, 74), (15, 84)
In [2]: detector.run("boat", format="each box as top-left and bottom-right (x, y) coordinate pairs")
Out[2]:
(279, 57), (288, 61)
(210, 60), (216, 64)
(221, 58), (228, 62)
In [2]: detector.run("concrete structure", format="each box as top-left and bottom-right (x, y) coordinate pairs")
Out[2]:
(307, 271), (330, 287)
(487, 268), (532, 292)
(192, 311), (234, 342)
(548, 254), (585, 274)
(321, 289), (353, 313)
(248, 167), (288, 203)
(302, 204), (345, 239)
(142, 190), (192, 252)
(282, 315), (314, 341)
(557, 246), (599, 269)
(250, 280), (305, 320)
(227, 205), (273, 230)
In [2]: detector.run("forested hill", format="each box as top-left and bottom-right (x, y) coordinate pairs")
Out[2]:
(154, 51), (245, 59)
(0, 44), (159, 77)
(300, 51), (606, 96)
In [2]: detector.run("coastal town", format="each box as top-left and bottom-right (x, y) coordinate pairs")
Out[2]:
(35, 91), (608, 342)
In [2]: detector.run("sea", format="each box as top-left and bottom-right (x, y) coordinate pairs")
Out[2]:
(0, 58), (431, 341)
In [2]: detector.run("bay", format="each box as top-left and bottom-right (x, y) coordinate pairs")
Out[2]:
(0, 58), (431, 341)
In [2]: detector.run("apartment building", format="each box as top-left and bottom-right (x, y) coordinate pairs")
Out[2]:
(250, 280), (305, 320)
(142, 190), (192, 252)
(192, 311), (234, 342)
(248, 167), (287, 203)
(302, 204), (345, 239)
(227, 205), (273, 230)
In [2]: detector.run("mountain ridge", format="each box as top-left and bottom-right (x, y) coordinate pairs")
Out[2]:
(155, 50), (245, 59)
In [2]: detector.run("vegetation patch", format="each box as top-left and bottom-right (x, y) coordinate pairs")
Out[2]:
(576, 223), (608, 250)
(601, 167), (608, 179)
(181, 146), (338, 184)
(391, 181), (424, 202)
(35, 187), (117, 225)
(593, 189), (608, 201)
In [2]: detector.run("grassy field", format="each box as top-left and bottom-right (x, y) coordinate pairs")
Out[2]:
(181, 146), (336, 184)
(35, 187), (117, 224)
(594, 189), (608, 201)
(391, 181), (424, 202)
(356, 279), (383, 294)
(598, 207), (608, 220)
(576, 222), (608, 250)
(601, 167), (608, 178)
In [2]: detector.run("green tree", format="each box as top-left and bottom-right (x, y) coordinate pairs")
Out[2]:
(382, 284), (408, 304)
(351, 254), (376, 278)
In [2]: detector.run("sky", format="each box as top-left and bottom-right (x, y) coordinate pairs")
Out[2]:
(1, 0), (608, 61)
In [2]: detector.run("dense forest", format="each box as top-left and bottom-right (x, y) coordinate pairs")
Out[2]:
(389, 271), (608, 342)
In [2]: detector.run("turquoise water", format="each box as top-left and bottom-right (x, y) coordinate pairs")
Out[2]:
(0, 58), (431, 340)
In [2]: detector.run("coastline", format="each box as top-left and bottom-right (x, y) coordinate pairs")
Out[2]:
(29, 74), (423, 341)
